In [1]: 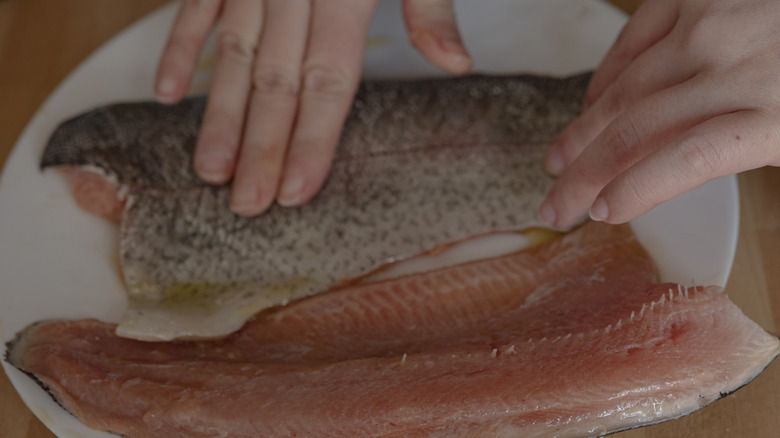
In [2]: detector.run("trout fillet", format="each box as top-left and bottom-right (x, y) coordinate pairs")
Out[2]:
(6, 222), (779, 437)
(41, 73), (590, 341)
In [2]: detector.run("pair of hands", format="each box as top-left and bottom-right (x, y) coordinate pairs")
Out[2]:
(156, 0), (780, 229)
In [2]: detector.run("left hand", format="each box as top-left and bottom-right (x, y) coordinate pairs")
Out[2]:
(155, 0), (471, 217)
(539, 0), (780, 230)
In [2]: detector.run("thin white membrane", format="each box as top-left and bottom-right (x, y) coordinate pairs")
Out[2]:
(365, 231), (556, 282)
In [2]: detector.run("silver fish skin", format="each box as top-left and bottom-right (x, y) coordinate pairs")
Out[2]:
(41, 73), (590, 341)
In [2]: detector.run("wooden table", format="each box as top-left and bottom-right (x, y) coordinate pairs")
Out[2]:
(1, 1), (778, 437)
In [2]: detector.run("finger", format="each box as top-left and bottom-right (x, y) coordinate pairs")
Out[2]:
(403, 0), (472, 74)
(585, 0), (678, 109)
(546, 37), (694, 175)
(155, 0), (223, 104)
(193, 0), (264, 184)
(592, 109), (780, 224)
(229, 0), (311, 216)
(540, 74), (738, 230)
(277, 0), (379, 207)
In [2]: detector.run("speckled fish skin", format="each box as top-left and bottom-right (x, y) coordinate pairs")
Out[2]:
(41, 73), (590, 341)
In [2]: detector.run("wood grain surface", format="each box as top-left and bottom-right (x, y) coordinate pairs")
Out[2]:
(1, 1), (778, 437)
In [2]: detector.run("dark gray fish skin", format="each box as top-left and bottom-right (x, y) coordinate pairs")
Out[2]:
(41, 73), (591, 341)
(42, 96), (206, 188)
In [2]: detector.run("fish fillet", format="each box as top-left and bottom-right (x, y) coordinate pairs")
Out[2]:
(6, 222), (779, 437)
(41, 73), (589, 341)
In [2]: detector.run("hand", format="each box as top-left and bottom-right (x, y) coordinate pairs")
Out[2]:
(155, 0), (471, 216)
(539, 0), (780, 230)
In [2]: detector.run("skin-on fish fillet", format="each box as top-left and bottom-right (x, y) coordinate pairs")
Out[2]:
(6, 222), (779, 437)
(41, 73), (589, 341)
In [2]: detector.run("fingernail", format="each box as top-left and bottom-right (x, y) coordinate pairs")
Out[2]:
(230, 184), (259, 216)
(539, 202), (557, 228)
(277, 172), (305, 206)
(433, 36), (473, 72)
(410, 31), (472, 71)
(156, 77), (178, 103)
(449, 52), (473, 73)
(589, 197), (609, 222)
(195, 151), (233, 183)
(545, 150), (565, 175)
(440, 37), (472, 68)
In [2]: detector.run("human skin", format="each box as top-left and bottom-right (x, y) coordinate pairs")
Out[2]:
(540, 0), (780, 229)
(157, 0), (780, 226)
(155, 0), (471, 216)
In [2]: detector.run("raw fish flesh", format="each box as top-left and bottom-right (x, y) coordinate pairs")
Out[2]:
(6, 222), (779, 437)
(41, 73), (589, 341)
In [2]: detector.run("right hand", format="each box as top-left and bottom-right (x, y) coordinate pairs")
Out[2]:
(539, 0), (780, 229)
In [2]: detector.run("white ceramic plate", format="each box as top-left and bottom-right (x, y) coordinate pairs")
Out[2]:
(0, 1), (739, 437)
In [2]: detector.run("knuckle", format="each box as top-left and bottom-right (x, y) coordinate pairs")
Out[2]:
(612, 179), (660, 214)
(748, 72), (780, 114)
(681, 11), (718, 49)
(679, 14), (732, 67)
(302, 65), (354, 98)
(257, 140), (283, 158)
(677, 135), (721, 178)
(252, 65), (300, 98)
(246, 140), (285, 163)
(259, 142), (288, 165)
(604, 79), (629, 117)
(624, 177), (656, 211)
(605, 115), (641, 168)
(216, 31), (255, 65)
